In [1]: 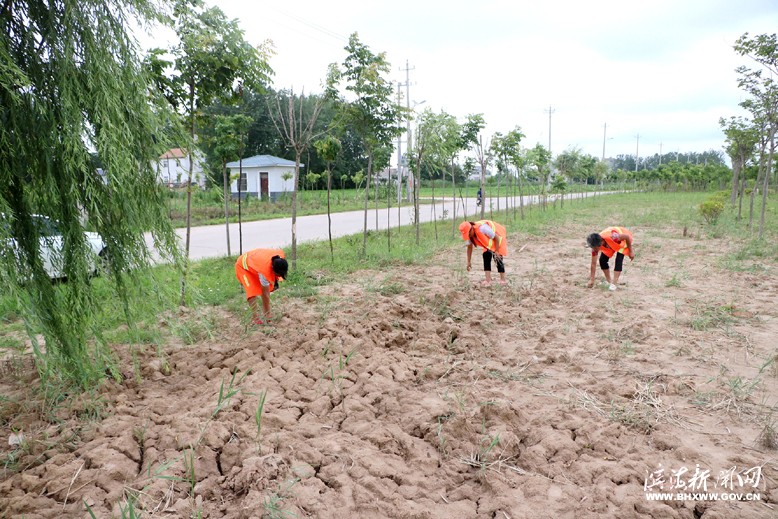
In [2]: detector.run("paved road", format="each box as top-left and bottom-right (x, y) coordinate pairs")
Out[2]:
(153, 192), (606, 261)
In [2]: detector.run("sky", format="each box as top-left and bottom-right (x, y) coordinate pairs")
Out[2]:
(139, 0), (778, 164)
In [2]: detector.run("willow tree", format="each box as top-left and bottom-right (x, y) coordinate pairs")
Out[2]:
(0, 0), (180, 387)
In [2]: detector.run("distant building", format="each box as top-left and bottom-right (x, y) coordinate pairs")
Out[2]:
(157, 148), (206, 188)
(375, 167), (397, 182)
(467, 164), (492, 181)
(226, 155), (300, 201)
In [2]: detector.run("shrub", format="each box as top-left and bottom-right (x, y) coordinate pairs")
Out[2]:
(711, 190), (729, 202)
(699, 198), (724, 224)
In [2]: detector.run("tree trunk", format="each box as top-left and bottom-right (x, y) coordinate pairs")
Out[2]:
(414, 158), (421, 246)
(386, 166), (391, 252)
(451, 159), (457, 236)
(459, 188), (468, 221)
(362, 152), (373, 258)
(180, 81), (196, 307)
(222, 160), (231, 257)
(327, 166), (333, 262)
(374, 166), (379, 230)
(738, 173), (746, 220)
(505, 168), (510, 217)
(479, 178), (485, 220)
(758, 130), (775, 239)
(397, 169), (402, 235)
(749, 149), (765, 230)
(432, 176), (437, 241)
(495, 175), (501, 212)
(292, 154), (301, 268)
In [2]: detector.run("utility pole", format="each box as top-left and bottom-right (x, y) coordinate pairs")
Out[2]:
(635, 133), (640, 172)
(602, 122), (607, 161)
(545, 105), (555, 155)
(659, 141), (663, 165)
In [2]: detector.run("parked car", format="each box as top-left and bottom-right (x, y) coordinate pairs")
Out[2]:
(3, 214), (108, 280)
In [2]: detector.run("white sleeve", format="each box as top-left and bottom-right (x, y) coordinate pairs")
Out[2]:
(478, 223), (496, 239)
(259, 273), (270, 287)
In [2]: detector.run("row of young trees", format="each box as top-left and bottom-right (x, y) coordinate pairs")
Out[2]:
(719, 32), (778, 238)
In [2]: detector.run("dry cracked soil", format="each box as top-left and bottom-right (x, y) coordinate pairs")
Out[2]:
(2, 218), (778, 518)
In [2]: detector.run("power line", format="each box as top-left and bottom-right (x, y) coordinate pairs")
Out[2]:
(267, 7), (349, 44)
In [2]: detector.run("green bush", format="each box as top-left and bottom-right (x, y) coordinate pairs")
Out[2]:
(699, 198), (724, 224)
(711, 190), (729, 202)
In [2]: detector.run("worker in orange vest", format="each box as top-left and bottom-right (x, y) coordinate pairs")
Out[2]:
(586, 227), (635, 291)
(235, 248), (288, 325)
(459, 220), (508, 286)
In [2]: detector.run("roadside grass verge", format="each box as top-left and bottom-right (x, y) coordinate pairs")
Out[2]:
(165, 182), (628, 228)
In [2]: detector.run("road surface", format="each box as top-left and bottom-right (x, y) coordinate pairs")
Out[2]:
(151, 192), (608, 261)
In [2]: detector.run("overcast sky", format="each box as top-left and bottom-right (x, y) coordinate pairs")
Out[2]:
(141, 0), (778, 163)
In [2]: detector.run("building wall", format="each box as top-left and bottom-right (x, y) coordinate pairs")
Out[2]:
(229, 166), (296, 200)
(158, 155), (206, 187)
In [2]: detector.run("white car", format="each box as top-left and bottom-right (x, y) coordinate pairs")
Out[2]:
(4, 215), (108, 280)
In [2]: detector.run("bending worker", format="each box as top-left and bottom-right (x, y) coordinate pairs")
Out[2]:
(459, 219), (508, 286)
(586, 227), (635, 291)
(235, 248), (288, 325)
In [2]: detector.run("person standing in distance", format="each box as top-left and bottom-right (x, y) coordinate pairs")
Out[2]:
(586, 227), (634, 291)
(459, 219), (508, 286)
(235, 248), (288, 325)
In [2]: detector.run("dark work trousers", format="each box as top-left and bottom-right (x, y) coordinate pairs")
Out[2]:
(599, 252), (624, 272)
(483, 250), (505, 273)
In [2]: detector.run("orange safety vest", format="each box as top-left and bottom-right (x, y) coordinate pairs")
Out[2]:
(472, 220), (507, 256)
(599, 227), (632, 258)
(238, 248), (285, 293)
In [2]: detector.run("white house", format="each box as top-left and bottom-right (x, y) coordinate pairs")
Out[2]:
(157, 148), (207, 188)
(226, 155), (301, 201)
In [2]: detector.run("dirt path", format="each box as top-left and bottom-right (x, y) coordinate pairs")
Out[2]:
(2, 219), (777, 518)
